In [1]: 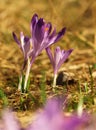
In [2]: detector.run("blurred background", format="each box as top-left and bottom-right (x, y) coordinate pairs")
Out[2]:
(0, 0), (96, 44)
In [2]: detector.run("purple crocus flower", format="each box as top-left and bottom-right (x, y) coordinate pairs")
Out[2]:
(30, 14), (66, 65)
(13, 32), (31, 69)
(46, 46), (73, 90)
(12, 32), (31, 91)
(46, 46), (73, 75)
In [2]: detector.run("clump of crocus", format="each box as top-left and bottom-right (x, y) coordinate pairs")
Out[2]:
(46, 46), (73, 91)
(13, 14), (66, 92)
(0, 97), (89, 130)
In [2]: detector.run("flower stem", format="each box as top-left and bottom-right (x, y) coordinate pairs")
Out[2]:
(52, 74), (57, 92)
(18, 74), (22, 91)
(24, 58), (31, 92)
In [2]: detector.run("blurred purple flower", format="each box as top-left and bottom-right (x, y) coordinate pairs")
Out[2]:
(27, 97), (89, 130)
(0, 109), (22, 130)
(30, 14), (66, 65)
(0, 98), (90, 130)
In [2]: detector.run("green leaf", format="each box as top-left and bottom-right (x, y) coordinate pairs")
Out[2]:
(0, 89), (8, 107)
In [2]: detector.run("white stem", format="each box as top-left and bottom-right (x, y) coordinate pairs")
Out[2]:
(18, 75), (22, 91)
(52, 74), (57, 92)
(77, 95), (83, 117)
(24, 58), (31, 91)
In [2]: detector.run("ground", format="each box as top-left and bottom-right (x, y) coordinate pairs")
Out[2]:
(0, 0), (96, 126)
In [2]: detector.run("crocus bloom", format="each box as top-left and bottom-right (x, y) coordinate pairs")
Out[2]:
(13, 32), (31, 91)
(46, 46), (73, 89)
(0, 98), (89, 130)
(13, 32), (31, 70)
(30, 14), (66, 65)
(12, 13), (66, 92)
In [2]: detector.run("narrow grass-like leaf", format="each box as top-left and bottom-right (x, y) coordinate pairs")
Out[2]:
(89, 66), (94, 93)
(40, 71), (46, 104)
(84, 82), (89, 94)
(25, 76), (30, 93)
(21, 74), (25, 93)
(0, 89), (8, 107)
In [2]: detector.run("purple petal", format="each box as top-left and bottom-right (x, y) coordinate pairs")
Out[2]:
(62, 49), (73, 62)
(12, 32), (21, 48)
(30, 14), (38, 52)
(31, 18), (45, 54)
(31, 14), (38, 32)
(20, 32), (24, 47)
(34, 18), (45, 43)
(23, 36), (30, 59)
(41, 23), (52, 42)
(54, 27), (66, 43)
(45, 22), (52, 35)
(24, 36), (30, 43)
(46, 47), (54, 67)
(49, 28), (56, 39)
(45, 27), (66, 48)
(35, 22), (52, 54)
(54, 46), (62, 67)
(57, 49), (73, 72)
(46, 28), (61, 47)
(19, 32), (31, 59)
